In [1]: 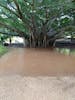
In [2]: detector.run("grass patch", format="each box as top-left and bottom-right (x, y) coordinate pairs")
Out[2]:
(0, 45), (8, 57)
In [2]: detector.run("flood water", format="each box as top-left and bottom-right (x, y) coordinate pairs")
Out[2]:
(0, 48), (75, 76)
(56, 48), (75, 56)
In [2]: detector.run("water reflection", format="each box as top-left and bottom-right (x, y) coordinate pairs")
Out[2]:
(56, 48), (75, 56)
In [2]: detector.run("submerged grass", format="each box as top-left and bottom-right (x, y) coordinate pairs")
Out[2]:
(0, 45), (8, 57)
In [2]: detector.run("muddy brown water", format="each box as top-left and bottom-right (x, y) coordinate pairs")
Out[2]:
(0, 48), (75, 76)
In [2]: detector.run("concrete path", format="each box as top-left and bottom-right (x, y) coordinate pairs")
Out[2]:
(0, 48), (75, 76)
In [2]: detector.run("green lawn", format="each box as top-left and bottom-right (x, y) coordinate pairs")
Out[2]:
(0, 45), (8, 57)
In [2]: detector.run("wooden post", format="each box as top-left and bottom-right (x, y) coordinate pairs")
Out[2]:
(9, 38), (12, 45)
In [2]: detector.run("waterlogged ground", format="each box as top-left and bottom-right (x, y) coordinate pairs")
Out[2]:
(0, 48), (75, 76)
(0, 48), (75, 100)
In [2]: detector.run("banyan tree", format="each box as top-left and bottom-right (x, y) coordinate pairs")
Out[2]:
(0, 0), (75, 47)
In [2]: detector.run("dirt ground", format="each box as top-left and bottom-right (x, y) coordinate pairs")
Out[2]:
(0, 48), (75, 76)
(0, 76), (75, 100)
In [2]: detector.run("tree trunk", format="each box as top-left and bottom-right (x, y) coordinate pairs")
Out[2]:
(23, 37), (26, 47)
(33, 39), (36, 48)
(38, 40), (40, 47)
(43, 35), (47, 48)
(29, 36), (32, 48)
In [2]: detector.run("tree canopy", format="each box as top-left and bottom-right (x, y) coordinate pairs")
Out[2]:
(0, 0), (75, 47)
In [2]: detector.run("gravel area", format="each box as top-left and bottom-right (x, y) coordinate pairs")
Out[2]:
(0, 76), (75, 100)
